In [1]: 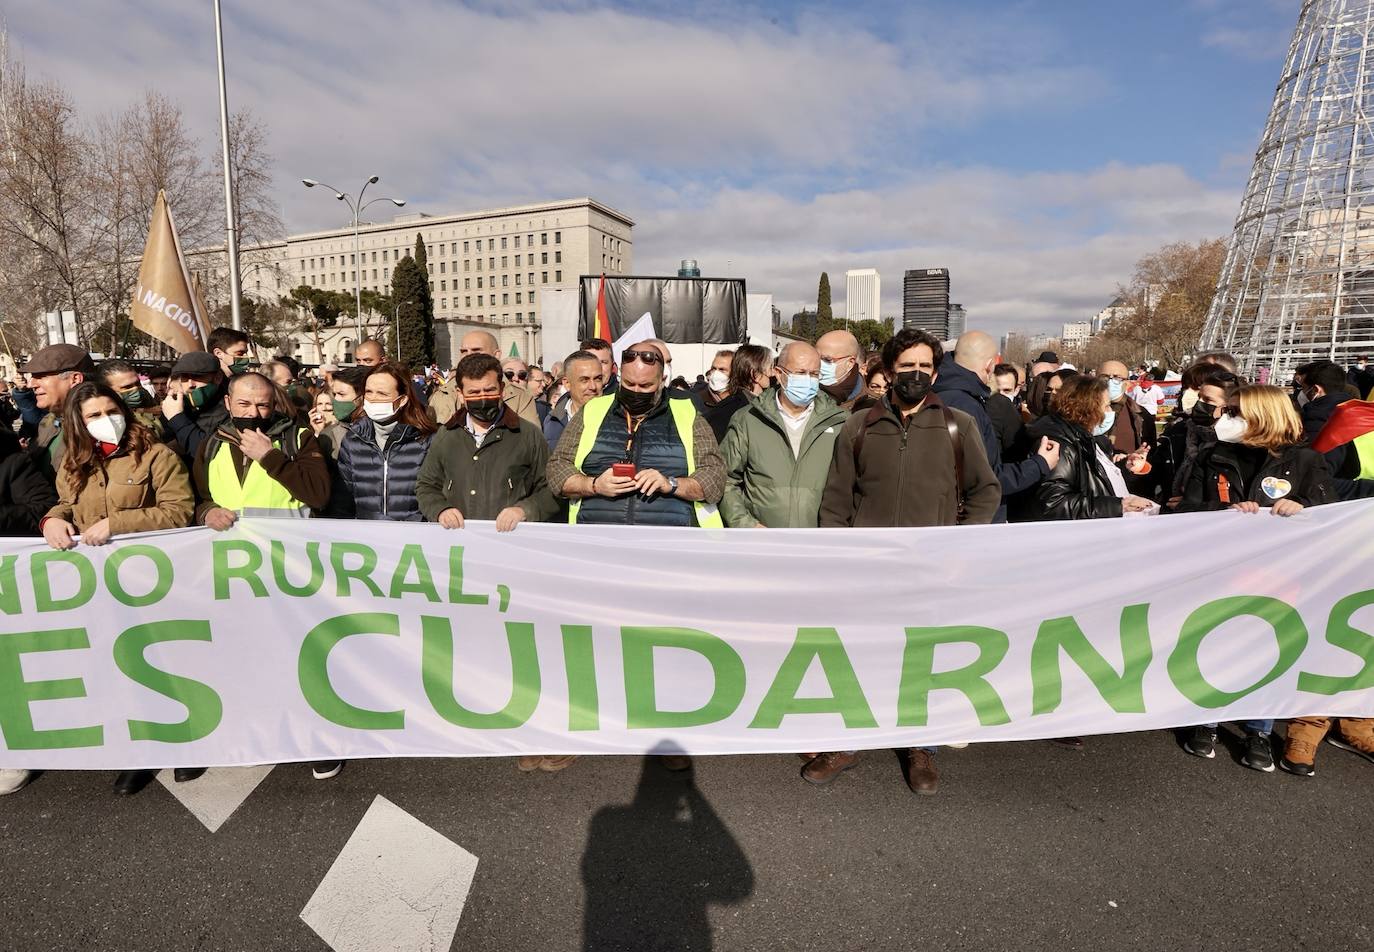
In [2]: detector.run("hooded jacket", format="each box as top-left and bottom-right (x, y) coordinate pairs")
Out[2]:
(720, 391), (847, 528)
(932, 354), (1047, 522)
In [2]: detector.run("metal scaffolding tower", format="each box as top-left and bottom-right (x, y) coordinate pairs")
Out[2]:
(1201, 0), (1374, 379)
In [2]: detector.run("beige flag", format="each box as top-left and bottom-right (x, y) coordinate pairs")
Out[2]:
(130, 190), (211, 353)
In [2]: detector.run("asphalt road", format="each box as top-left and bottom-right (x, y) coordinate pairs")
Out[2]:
(3, 727), (1373, 952)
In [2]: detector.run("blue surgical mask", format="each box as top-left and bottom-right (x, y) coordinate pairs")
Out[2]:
(1092, 408), (1116, 437)
(819, 359), (839, 386)
(783, 373), (819, 407)
(1106, 379), (1124, 401)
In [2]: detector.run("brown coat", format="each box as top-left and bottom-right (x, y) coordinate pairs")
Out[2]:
(46, 442), (195, 535)
(819, 395), (1000, 528)
(190, 422), (332, 523)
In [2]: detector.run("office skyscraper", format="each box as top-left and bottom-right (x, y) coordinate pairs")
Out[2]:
(903, 268), (951, 336)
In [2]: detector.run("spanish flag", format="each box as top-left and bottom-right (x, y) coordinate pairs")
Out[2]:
(593, 273), (611, 342)
(1314, 400), (1374, 479)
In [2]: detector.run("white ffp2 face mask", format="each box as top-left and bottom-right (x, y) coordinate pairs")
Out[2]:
(87, 413), (127, 446)
(1214, 414), (1248, 443)
(707, 370), (730, 393)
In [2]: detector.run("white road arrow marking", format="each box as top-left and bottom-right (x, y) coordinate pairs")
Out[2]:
(155, 766), (274, 833)
(300, 795), (479, 952)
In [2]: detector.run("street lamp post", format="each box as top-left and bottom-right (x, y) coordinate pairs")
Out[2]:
(301, 176), (406, 343)
(393, 299), (415, 365)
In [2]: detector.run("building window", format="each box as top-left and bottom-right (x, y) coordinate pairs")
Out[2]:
(529, 290), (536, 303)
(541, 233), (548, 246)
(463, 241), (470, 253)
(501, 237), (507, 250)
(555, 251), (562, 264)
(555, 270), (562, 282)
(488, 238), (495, 251)
(528, 272), (534, 285)
(502, 293), (509, 305)
(439, 261), (446, 274)
(515, 274), (522, 285)
(527, 233), (534, 246)
(384, 268), (389, 280)
(514, 235), (521, 249)
(515, 254), (521, 267)
(477, 259), (482, 271)
(501, 256), (508, 268)
(489, 257), (495, 269)
(451, 243), (457, 255)
(465, 260), (471, 272)
(502, 275), (508, 287)
(555, 231), (561, 244)
(478, 295), (484, 306)
(516, 292), (522, 304)
(372, 269), (378, 279)
(541, 252), (548, 264)
(465, 278), (471, 289)
(541, 271), (548, 283)
(477, 277), (483, 289)
(441, 298), (447, 309)
(465, 296), (471, 307)
(371, 251), (377, 263)
(440, 280), (447, 292)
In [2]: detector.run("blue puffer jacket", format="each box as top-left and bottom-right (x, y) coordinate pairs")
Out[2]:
(336, 418), (433, 521)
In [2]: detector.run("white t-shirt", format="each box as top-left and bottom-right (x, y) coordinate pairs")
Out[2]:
(776, 397), (813, 457)
(1131, 382), (1161, 414)
(1095, 444), (1130, 498)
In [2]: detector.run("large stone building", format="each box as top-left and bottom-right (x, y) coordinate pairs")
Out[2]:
(188, 197), (634, 367)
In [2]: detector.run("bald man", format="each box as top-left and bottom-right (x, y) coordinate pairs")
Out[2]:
(1098, 358), (1152, 458)
(355, 339), (386, 368)
(429, 330), (539, 425)
(815, 329), (865, 409)
(932, 330), (1059, 522)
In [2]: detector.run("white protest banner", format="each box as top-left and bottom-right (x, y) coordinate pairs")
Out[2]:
(2, 503), (1373, 770)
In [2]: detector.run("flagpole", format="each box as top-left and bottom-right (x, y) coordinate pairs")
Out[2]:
(214, 0), (242, 331)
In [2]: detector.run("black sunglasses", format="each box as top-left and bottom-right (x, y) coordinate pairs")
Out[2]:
(504, 370), (528, 381)
(623, 349), (664, 365)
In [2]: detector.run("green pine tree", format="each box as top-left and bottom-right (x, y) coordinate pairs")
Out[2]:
(389, 235), (435, 368)
(817, 272), (833, 330)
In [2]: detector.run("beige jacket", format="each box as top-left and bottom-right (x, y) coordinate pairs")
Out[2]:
(427, 380), (538, 427)
(46, 442), (195, 535)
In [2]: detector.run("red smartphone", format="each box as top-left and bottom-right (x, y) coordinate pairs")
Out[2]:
(612, 462), (637, 478)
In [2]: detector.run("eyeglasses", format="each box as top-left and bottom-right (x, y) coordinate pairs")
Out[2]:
(504, 370), (528, 381)
(622, 349), (664, 366)
(778, 366), (821, 379)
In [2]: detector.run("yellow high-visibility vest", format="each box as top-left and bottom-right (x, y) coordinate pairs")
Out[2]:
(206, 429), (310, 518)
(569, 395), (723, 528)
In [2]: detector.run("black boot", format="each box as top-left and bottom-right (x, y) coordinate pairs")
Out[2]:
(173, 767), (207, 783)
(112, 770), (156, 796)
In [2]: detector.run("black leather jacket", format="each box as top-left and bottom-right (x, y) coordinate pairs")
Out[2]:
(1023, 414), (1124, 521)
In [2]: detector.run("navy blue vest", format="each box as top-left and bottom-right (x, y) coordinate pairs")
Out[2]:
(578, 396), (694, 526)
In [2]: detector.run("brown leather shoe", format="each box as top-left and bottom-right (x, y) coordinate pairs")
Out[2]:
(540, 755), (579, 773)
(904, 748), (939, 795)
(516, 756), (544, 772)
(660, 755), (693, 772)
(801, 751), (859, 786)
(797, 752), (819, 762)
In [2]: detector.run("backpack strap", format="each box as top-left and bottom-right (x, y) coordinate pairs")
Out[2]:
(851, 400), (886, 472)
(940, 404), (967, 519)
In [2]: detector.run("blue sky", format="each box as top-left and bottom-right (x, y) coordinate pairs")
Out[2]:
(6, 0), (1300, 333)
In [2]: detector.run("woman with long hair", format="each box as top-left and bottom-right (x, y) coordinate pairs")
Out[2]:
(1171, 384), (1336, 773)
(336, 362), (438, 520)
(40, 381), (198, 797)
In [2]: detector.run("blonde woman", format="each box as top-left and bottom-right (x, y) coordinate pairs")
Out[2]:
(1172, 384), (1335, 772)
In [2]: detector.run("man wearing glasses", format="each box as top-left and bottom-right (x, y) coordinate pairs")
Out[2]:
(547, 344), (724, 529)
(17, 343), (96, 483)
(719, 341), (846, 529)
(430, 330), (539, 426)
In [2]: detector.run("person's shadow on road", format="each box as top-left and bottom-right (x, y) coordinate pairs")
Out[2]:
(581, 747), (754, 952)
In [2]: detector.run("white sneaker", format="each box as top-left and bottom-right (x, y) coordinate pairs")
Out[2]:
(311, 761), (344, 780)
(0, 769), (33, 795)
(945, 743), (969, 750)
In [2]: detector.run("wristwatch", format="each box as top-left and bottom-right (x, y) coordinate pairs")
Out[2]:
(667, 476), (679, 496)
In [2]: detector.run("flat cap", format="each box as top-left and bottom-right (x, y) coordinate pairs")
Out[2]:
(1034, 351), (1060, 364)
(169, 351), (222, 376)
(21, 343), (96, 376)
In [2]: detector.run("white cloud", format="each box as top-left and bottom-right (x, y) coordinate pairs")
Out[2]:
(1, 0), (1240, 334)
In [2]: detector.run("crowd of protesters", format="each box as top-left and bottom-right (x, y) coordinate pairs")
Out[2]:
(0, 324), (1371, 799)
